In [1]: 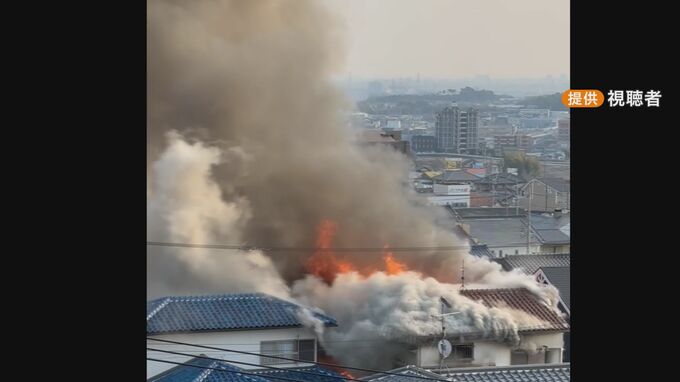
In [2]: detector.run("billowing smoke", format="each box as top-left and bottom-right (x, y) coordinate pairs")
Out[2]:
(147, 0), (561, 368)
(147, 132), (289, 298)
(292, 272), (559, 369)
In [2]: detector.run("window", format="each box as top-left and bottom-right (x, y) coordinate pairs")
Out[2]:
(511, 350), (528, 365)
(260, 339), (315, 365)
(452, 344), (474, 360)
(499, 250), (503, 256)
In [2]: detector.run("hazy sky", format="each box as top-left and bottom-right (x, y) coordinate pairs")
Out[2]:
(324, 0), (569, 79)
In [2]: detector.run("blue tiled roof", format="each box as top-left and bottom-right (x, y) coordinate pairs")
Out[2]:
(362, 365), (447, 382)
(251, 365), (344, 382)
(149, 355), (271, 382)
(444, 364), (570, 382)
(149, 356), (344, 382)
(147, 293), (337, 335)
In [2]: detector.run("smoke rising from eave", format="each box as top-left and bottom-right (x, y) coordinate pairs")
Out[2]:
(146, 0), (563, 368)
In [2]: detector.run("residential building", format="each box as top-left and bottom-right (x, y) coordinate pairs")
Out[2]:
(535, 267), (570, 316)
(535, 266), (571, 362)
(362, 364), (571, 382)
(494, 134), (535, 152)
(558, 119), (570, 142)
(435, 106), (479, 153)
(476, 172), (526, 193)
(411, 135), (437, 152)
(493, 254), (570, 275)
(449, 207), (541, 256)
(358, 130), (410, 155)
(519, 178), (570, 212)
(150, 355), (343, 382)
(436, 363), (570, 382)
(146, 293), (337, 379)
(400, 288), (568, 368)
(427, 182), (471, 207)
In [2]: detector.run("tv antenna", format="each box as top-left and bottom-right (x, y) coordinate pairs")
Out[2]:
(431, 296), (462, 368)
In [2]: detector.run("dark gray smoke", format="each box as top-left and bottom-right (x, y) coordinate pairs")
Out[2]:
(147, 0), (472, 290)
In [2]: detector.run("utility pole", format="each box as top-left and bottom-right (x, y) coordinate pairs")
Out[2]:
(526, 181), (533, 255)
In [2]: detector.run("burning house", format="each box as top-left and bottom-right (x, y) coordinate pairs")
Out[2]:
(147, 0), (571, 373)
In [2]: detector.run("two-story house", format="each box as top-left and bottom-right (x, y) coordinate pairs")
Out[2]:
(147, 293), (338, 379)
(402, 288), (569, 368)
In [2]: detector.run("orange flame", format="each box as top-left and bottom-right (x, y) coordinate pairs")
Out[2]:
(306, 219), (355, 284)
(382, 245), (407, 275)
(339, 370), (355, 379)
(306, 220), (409, 283)
(318, 353), (356, 379)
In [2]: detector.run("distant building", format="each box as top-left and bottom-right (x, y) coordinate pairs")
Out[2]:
(494, 134), (534, 151)
(146, 293), (337, 379)
(476, 172), (526, 193)
(449, 208), (569, 256)
(493, 254), (570, 275)
(558, 119), (570, 142)
(411, 135), (437, 152)
(358, 130), (410, 155)
(435, 106), (479, 153)
(385, 119), (402, 130)
(519, 178), (570, 212)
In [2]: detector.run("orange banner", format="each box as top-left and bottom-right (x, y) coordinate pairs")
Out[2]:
(561, 89), (604, 108)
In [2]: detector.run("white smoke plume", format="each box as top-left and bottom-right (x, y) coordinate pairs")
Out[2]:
(291, 271), (557, 369)
(147, 132), (289, 298)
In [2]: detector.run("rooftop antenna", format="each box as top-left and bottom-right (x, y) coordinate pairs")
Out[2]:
(431, 297), (461, 369)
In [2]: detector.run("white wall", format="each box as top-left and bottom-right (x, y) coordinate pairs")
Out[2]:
(415, 332), (564, 368)
(426, 195), (470, 206)
(488, 245), (541, 256)
(433, 184), (471, 196)
(473, 342), (511, 366)
(147, 327), (318, 378)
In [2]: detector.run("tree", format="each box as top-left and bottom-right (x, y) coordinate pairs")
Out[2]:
(503, 152), (541, 179)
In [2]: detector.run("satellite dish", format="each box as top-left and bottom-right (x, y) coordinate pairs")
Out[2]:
(438, 339), (452, 358)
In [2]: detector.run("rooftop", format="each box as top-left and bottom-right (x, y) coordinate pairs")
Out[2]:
(450, 207), (527, 220)
(532, 229), (570, 245)
(476, 173), (526, 186)
(437, 363), (570, 382)
(362, 365), (447, 382)
(536, 266), (570, 310)
(358, 130), (398, 143)
(149, 356), (343, 382)
(434, 171), (481, 183)
(470, 244), (493, 258)
(493, 254), (570, 275)
(462, 219), (541, 247)
(147, 293), (337, 335)
(459, 288), (569, 333)
(535, 178), (569, 193)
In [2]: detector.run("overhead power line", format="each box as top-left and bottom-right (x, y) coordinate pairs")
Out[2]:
(146, 241), (547, 253)
(147, 348), (364, 382)
(146, 337), (448, 382)
(147, 358), (319, 382)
